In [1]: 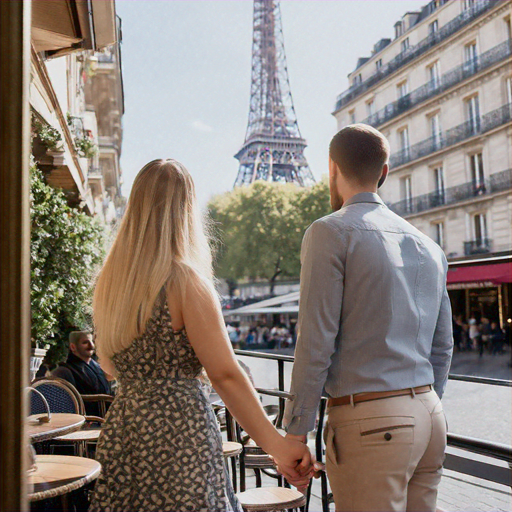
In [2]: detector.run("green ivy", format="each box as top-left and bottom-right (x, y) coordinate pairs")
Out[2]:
(30, 164), (105, 362)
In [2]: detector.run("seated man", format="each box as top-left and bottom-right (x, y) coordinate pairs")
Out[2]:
(52, 331), (114, 416)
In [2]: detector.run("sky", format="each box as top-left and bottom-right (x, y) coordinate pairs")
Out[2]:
(116, 0), (426, 207)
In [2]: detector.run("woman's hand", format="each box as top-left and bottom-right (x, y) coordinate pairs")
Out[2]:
(273, 436), (314, 493)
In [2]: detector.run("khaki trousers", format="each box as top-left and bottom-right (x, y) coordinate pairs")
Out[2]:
(324, 389), (447, 512)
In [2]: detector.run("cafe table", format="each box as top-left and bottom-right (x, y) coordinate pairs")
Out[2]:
(27, 413), (85, 443)
(28, 454), (101, 506)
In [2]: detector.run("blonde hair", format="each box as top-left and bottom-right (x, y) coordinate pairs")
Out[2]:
(93, 159), (213, 360)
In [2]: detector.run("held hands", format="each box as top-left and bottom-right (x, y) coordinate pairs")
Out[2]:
(272, 433), (321, 493)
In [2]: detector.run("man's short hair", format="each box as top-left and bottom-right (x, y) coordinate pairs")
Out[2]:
(329, 124), (390, 186)
(69, 331), (91, 346)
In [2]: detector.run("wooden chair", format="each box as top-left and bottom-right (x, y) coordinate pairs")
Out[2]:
(30, 377), (104, 457)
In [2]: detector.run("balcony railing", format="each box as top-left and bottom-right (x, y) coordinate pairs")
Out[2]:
(389, 103), (511, 169)
(388, 169), (512, 216)
(464, 238), (493, 255)
(334, 0), (503, 112)
(362, 39), (512, 128)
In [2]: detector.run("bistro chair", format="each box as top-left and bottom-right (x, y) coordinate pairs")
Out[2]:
(30, 377), (104, 457)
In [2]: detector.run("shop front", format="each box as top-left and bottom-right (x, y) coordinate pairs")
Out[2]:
(447, 258), (512, 329)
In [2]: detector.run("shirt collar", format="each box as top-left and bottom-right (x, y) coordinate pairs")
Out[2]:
(342, 192), (385, 209)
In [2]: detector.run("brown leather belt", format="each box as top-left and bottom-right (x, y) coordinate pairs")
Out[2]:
(327, 385), (432, 408)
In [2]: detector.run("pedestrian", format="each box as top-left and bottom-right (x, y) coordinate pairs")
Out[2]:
(282, 125), (453, 511)
(469, 318), (482, 356)
(489, 321), (505, 355)
(90, 159), (312, 512)
(452, 315), (463, 352)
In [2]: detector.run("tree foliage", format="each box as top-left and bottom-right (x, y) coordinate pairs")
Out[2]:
(30, 164), (105, 362)
(208, 179), (331, 293)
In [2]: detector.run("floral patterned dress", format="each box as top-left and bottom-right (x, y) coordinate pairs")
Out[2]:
(90, 291), (242, 512)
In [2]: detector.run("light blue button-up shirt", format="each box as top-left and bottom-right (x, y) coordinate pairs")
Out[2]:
(284, 192), (453, 435)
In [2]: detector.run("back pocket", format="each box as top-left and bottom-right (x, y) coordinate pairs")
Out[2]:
(359, 416), (415, 447)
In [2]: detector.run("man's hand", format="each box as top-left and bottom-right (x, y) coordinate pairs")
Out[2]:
(272, 433), (315, 493)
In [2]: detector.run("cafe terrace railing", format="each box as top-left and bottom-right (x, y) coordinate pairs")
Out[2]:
(361, 39), (512, 128)
(234, 349), (512, 496)
(334, 0), (504, 112)
(389, 103), (512, 169)
(388, 169), (512, 217)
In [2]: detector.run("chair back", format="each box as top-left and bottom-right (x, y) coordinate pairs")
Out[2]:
(30, 377), (85, 415)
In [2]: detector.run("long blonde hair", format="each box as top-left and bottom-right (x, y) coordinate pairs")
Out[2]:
(93, 159), (213, 360)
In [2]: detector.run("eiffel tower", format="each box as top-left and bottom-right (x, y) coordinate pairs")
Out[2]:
(234, 0), (315, 188)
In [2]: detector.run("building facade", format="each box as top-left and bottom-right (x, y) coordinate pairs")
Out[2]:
(30, 0), (124, 224)
(333, 0), (512, 326)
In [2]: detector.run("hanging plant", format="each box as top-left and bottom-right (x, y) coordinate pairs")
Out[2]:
(32, 115), (63, 152)
(75, 135), (98, 159)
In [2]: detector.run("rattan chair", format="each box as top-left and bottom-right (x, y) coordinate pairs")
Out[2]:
(30, 377), (104, 457)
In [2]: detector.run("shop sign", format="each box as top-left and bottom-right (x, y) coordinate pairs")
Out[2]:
(447, 281), (495, 290)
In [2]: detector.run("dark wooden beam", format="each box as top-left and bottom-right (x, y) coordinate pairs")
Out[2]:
(0, 1), (32, 511)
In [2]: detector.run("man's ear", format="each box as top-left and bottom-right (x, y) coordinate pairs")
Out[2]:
(378, 163), (389, 188)
(69, 343), (77, 354)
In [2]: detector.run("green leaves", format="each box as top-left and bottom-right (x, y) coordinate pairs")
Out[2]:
(208, 179), (331, 291)
(30, 165), (105, 353)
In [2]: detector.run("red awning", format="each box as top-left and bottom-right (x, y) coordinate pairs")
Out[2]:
(447, 262), (512, 286)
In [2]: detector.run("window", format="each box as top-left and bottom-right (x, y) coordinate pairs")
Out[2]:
(465, 95), (480, 133)
(427, 61), (441, 89)
(473, 213), (487, 243)
(470, 152), (485, 194)
(395, 22), (404, 39)
(506, 76), (512, 105)
(376, 59), (382, 70)
(463, 0), (476, 11)
(432, 222), (445, 248)
(397, 80), (409, 99)
(505, 17), (512, 40)
(353, 74), (362, 86)
(398, 127), (410, 159)
(429, 20), (439, 35)
(400, 175), (413, 212)
(430, 113), (442, 149)
(366, 99), (375, 117)
(349, 109), (356, 124)
(401, 38), (410, 53)
(433, 166), (445, 204)
(464, 42), (478, 73)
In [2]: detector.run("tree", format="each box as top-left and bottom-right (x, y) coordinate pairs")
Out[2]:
(30, 164), (106, 363)
(208, 178), (331, 294)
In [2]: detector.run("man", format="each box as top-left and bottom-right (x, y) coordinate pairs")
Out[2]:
(283, 124), (453, 511)
(53, 331), (114, 415)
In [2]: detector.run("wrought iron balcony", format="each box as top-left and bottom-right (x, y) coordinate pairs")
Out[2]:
(388, 169), (512, 217)
(362, 39), (511, 128)
(389, 103), (511, 169)
(464, 238), (493, 256)
(334, 0), (503, 112)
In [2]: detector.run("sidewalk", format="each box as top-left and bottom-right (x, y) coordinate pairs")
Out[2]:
(449, 345), (512, 381)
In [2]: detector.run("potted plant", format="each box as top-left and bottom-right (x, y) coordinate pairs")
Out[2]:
(74, 134), (98, 159)
(31, 115), (65, 167)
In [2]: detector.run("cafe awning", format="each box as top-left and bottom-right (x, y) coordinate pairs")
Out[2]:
(31, 0), (117, 56)
(447, 262), (512, 289)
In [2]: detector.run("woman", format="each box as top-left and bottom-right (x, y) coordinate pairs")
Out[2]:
(90, 159), (311, 512)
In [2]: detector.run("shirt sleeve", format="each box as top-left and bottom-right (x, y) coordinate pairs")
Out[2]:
(430, 257), (454, 399)
(284, 220), (345, 435)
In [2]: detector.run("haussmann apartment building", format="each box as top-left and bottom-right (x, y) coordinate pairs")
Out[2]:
(333, 0), (512, 329)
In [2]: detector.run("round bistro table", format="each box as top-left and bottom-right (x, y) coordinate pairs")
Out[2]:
(27, 414), (85, 443)
(28, 454), (101, 503)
